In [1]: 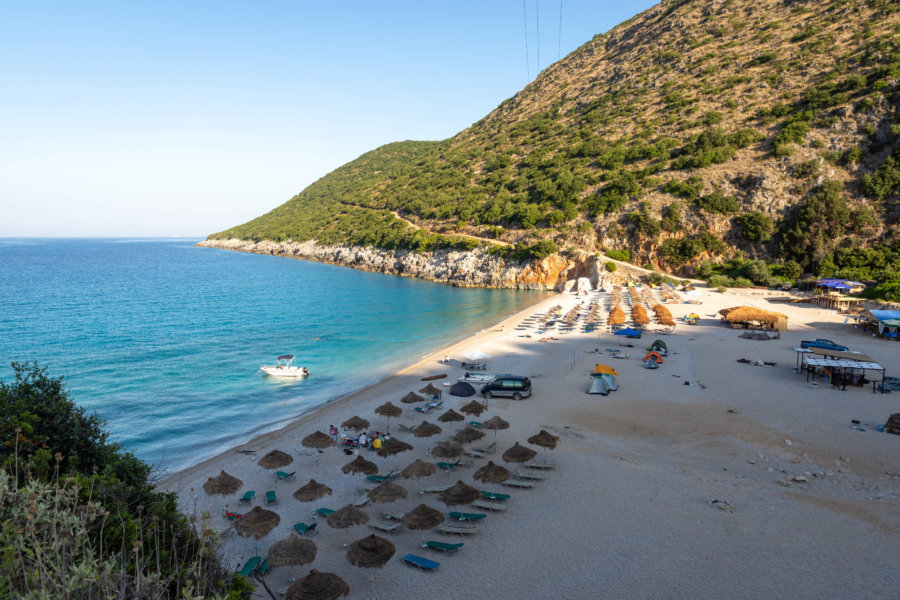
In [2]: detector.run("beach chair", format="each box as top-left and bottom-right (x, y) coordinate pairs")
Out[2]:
(522, 460), (556, 470)
(369, 520), (401, 533)
(265, 490), (278, 505)
(403, 553), (440, 571)
(238, 490), (255, 505)
(479, 490), (510, 501)
(236, 556), (261, 577)
(293, 522), (318, 537)
(315, 507), (335, 518)
(422, 541), (464, 554)
(383, 508), (405, 520)
(466, 448), (486, 459)
(468, 421), (482, 428)
(436, 459), (461, 473)
(353, 493), (369, 507)
(437, 524), (478, 536)
(448, 511), (486, 521)
(472, 499), (505, 512)
(473, 442), (496, 455)
(257, 557), (270, 576)
(503, 479), (536, 489)
(514, 470), (545, 481)
(275, 471), (296, 481)
(366, 469), (396, 483)
(396, 423), (414, 433)
(224, 511), (243, 521)
(420, 484), (453, 494)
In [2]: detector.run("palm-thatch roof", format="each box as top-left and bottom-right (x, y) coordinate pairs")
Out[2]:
(418, 383), (442, 397)
(268, 534), (317, 567)
(438, 480), (480, 506)
(401, 459), (437, 480)
(234, 506), (280, 539)
(376, 438), (413, 457)
(473, 461), (510, 484)
(302, 431), (333, 449)
(285, 569), (349, 600)
(413, 421), (442, 438)
(202, 470), (242, 495)
(258, 450), (294, 469)
(293, 479), (333, 502)
(345, 534), (395, 569)
(527, 429), (560, 449)
(341, 416), (370, 432)
(437, 409), (465, 423)
(430, 441), (463, 459)
(374, 402), (402, 417)
(342, 455), (378, 476)
(366, 480), (408, 503)
(400, 392), (425, 404)
(460, 400), (485, 416)
(502, 442), (537, 463)
(719, 306), (788, 329)
(401, 504), (444, 530)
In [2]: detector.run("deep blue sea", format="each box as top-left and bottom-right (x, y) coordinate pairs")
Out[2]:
(0, 239), (549, 472)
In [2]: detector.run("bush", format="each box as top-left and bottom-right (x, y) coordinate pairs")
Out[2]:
(605, 248), (632, 261)
(736, 212), (774, 242)
(606, 261), (617, 272)
(663, 176), (704, 200)
(696, 191), (739, 214)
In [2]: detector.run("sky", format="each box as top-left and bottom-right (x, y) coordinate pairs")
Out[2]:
(0, 1), (657, 237)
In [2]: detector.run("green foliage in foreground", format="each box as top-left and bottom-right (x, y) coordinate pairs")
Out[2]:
(0, 363), (250, 599)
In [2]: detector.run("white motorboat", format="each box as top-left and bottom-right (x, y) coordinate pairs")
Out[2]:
(259, 355), (309, 378)
(458, 372), (495, 384)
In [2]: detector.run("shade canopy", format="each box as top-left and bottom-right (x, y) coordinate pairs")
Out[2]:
(592, 364), (619, 376)
(614, 328), (643, 338)
(293, 479), (333, 502)
(401, 504), (445, 530)
(401, 459), (438, 480)
(473, 461), (510, 484)
(341, 416), (370, 432)
(268, 534), (317, 567)
(452, 426), (486, 445)
(342, 455), (378, 476)
(502, 442), (537, 463)
(376, 438), (413, 457)
(400, 391), (425, 404)
(438, 480), (481, 506)
(449, 382), (476, 397)
(463, 350), (491, 361)
(374, 402), (402, 417)
(346, 534), (395, 569)
(366, 480), (408, 503)
(326, 504), (370, 530)
(480, 416), (510, 431)
(413, 421), (442, 438)
(302, 431), (333, 449)
(437, 409), (465, 423)
(527, 430), (560, 449)
(460, 400), (485, 416)
(234, 506), (280, 539)
(258, 450), (294, 469)
(202, 470), (242, 495)
(285, 570), (349, 600)
(430, 441), (464, 459)
(718, 306), (788, 329)
(419, 383), (443, 397)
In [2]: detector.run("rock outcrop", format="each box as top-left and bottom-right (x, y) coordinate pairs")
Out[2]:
(197, 239), (649, 290)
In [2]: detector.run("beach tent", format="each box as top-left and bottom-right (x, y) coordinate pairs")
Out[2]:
(643, 351), (663, 369)
(599, 373), (619, 391)
(588, 376), (610, 395)
(449, 382), (476, 397)
(648, 340), (667, 356)
(614, 328), (642, 339)
(593, 364), (619, 376)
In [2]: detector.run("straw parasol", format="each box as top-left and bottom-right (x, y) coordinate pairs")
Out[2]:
(480, 415), (510, 443)
(285, 569), (349, 600)
(293, 479), (333, 506)
(342, 455), (378, 476)
(609, 306), (626, 326)
(719, 306), (788, 329)
(341, 416), (370, 432)
(268, 534), (317, 580)
(234, 506), (280, 539)
(473, 461), (510, 491)
(413, 420), (442, 438)
(376, 438), (413, 458)
(502, 442), (537, 464)
(401, 503), (445, 542)
(460, 400), (485, 417)
(437, 409), (465, 423)
(346, 534), (395, 598)
(418, 383), (442, 397)
(438, 480), (480, 507)
(258, 450), (294, 469)
(400, 458), (437, 493)
(366, 480), (408, 504)
(400, 391), (425, 404)
(202, 470), (242, 495)
(452, 426), (486, 445)
(430, 441), (463, 459)
(528, 429), (560, 450)
(326, 504), (370, 547)
(374, 401), (402, 432)
(302, 431), (334, 450)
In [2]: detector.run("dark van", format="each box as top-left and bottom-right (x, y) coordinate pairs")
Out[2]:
(480, 375), (532, 400)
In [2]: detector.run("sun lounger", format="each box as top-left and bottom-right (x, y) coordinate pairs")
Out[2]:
(436, 459), (461, 473)
(472, 499), (505, 512)
(448, 511), (486, 521)
(275, 471), (296, 481)
(466, 448), (486, 458)
(420, 484), (453, 494)
(224, 511), (242, 520)
(422, 541), (464, 553)
(522, 460), (556, 470)
(503, 479), (536, 489)
(403, 553), (440, 571)
(265, 490), (278, 505)
(315, 507), (335, 518)
(479, 490), (510, 501)
(473, 442), (496, 454)
(437, 524), (478, 536)
(397, 423), (414, 432)
(257, 557), (270, 576)
(236, 556), (261, 576)
(369, 520), (401, 533)
(293, 522), (317, 537)
(353, 493), (369, 507)
(366, 469), (397, 482)
(238, 490), (255, 505)
(414, 400), (443, 414)
(383, 508), (405, 520)
(514, 470), (545, 480)
(469, 421), (482, 428)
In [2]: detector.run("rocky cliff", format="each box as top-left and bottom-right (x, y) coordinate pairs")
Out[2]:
(196, 239), (649, 290)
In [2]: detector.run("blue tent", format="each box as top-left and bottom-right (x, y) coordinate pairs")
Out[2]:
(614, 328), (642, 339)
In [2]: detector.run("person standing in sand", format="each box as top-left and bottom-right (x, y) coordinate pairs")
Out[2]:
(329, 424), (338, 447)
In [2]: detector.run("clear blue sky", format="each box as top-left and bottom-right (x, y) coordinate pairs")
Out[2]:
(0, 1), (656, 237)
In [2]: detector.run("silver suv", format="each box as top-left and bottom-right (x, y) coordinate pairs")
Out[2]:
(480, 375), (532, 401)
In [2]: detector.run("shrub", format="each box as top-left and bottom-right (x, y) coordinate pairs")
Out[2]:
(696, 191), (739, 214)
(606, 248), (632, 261)
(736, 212), (774, 242)
(663, 176), (704, 200)
(862, 154), (900, 201)
(606, 261), (617, 272)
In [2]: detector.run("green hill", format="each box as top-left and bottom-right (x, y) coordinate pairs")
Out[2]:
(210, 0), (900, 288)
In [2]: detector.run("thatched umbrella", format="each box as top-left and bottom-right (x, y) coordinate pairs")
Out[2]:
(202, 470), (242, 495)
(268, 534), (317, 580)
(326, 504), (370, 547)
(402, 503), (445, 542)
(342, 455), (378, 476)
(374, 402), (402, 433)
(481, 415), (510, 443)
(418, 383), (442, 398)
(341, 416), (370, 432)
(438, 480), (480, 508)
(234, 506), (280, 540)
(460, 400), (485, 417)
(400, 391), (425, 404)
(366, 480), (408, 504)
(502, 442), (537, 464)
(528, 429), (560, 450)
(437, 409), (465, 423)
(293, 479), (333, 512)
(720, 306), (788, 329)
(452, 426), (486, 445)
(400, 459), (438, 493)
(430, 441), (463, 459)
(258, 449), (294, 469)
(376, 438), (413, 458)
(413, 420), (442, 438)
(473, 460), (510, 492)
(609, 306), (626, 326)
(285, 569), (349, 600)
(346, 534), (395, 598)
(302, 431), (333, 450)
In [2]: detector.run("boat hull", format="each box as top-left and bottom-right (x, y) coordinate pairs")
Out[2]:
(260, 366), (308, 378)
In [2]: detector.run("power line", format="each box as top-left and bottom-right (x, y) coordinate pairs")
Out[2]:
(523, 0), (531, 81)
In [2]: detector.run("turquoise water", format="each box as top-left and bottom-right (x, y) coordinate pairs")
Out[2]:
(0, 239), (550, 472)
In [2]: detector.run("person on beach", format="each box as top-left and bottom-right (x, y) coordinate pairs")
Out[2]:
(372, 435), (383, 450)
(358, 431), (368, 448)
(329, 425), (338, 447)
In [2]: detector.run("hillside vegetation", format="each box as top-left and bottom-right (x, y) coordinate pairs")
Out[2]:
(210, 0), (900, 286)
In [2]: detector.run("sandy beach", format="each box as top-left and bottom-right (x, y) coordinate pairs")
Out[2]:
(162, 286), (900, 600)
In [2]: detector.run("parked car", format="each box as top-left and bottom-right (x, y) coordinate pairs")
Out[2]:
(800, 339), (848, 352)
(480, 375), (532, 401)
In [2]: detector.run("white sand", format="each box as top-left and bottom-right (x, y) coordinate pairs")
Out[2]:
(162, 287), (900, 599)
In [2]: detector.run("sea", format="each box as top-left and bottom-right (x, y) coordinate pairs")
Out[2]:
(0, 238), (550, 473)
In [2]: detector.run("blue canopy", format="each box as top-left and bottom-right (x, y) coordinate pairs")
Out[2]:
(614, 328), (643, 338)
